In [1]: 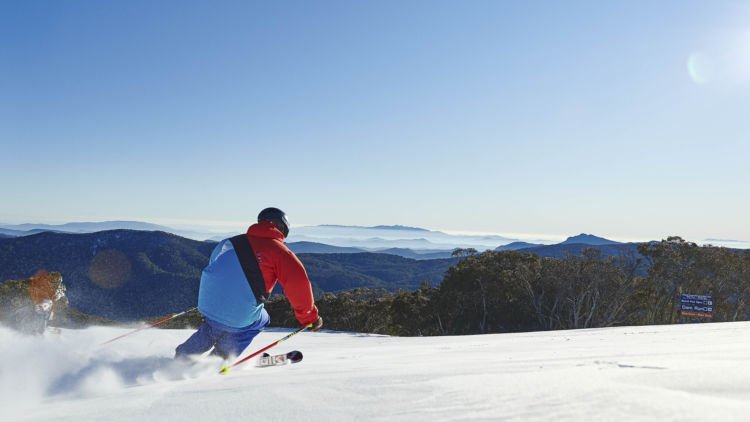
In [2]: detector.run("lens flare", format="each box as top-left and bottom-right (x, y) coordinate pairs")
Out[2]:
(687, 51), (716, 84)
(88, 249), (132, 289)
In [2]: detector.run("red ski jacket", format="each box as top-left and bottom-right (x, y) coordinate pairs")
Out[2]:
(246, 221), (319, 326)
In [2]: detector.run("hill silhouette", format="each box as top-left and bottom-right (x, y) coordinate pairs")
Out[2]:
(0, 230), (458, 320)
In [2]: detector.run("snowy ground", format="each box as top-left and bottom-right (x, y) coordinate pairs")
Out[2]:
(2, 321), (750, 421)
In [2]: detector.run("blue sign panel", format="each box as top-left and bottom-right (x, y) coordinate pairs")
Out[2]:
(680, 294), (713, 319)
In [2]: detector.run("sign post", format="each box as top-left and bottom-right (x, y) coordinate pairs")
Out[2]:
(680, 294), (713, 320)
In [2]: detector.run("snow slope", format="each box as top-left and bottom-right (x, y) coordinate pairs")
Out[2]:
(3, 322), (750, 421)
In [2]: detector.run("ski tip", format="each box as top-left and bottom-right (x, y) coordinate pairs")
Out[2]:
(288, 350), (303, 363)
(219, 365), (230, 375)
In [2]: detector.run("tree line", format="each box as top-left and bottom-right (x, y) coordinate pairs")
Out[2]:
(265, 237), (750, 336)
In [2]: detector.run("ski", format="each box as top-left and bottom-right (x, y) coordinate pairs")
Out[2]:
(219, 324), (311, 375)
(257, 350), (303, 367)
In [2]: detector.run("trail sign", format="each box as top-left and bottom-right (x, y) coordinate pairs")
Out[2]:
(680, 294), (713, 319)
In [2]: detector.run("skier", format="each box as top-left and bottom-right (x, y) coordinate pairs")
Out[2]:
(6, 270), (67, 335)
(175, 207), (323, 360)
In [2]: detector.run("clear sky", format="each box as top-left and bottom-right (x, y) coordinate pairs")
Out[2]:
(2, 0), (749, 242)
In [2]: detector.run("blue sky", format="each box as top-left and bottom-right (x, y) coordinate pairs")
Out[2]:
(2, 0), (749, 242)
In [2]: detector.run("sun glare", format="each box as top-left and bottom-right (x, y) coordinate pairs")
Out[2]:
(731, 29), (750, 83)
(687, 23), (750, 86)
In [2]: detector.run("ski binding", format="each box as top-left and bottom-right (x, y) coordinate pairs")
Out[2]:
(257, 350), (303, 367)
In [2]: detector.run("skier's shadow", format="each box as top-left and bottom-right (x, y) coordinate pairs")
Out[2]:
(46, 356), (183, 398)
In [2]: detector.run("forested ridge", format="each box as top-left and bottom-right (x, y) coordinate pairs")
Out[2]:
(0, 230), (456, 319)
(2, 233), (748, 336)
(264, 237), (750, 335)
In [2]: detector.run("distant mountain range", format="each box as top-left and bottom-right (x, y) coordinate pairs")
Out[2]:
(494, 233), (642, 259)
(496, 241), (544, 251)
(496, 234), (621, 251)
(4, 221), (748, 251)
(0, 221), (230, 243)
(0, 221), (525, 255)
(288, 224), (519, 251)
(288, 233), (635, 260)
(0, 221), (171, 234)
(320, 224), (430, 232)
(0, 221), (682, 265)
(0, 230), (459, 320)
(282, 242), (455, 260)
(286, 241), (367, 254)
(560, 233), (621, 245)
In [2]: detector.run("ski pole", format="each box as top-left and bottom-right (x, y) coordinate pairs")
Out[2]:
(100, 307), (198, 346)
(220, 323), (312, 374)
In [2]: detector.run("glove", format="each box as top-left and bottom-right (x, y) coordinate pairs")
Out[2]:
(309, 316), (323, 332)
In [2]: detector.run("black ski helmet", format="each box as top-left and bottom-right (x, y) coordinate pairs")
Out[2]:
(258, 207), (290, 238)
